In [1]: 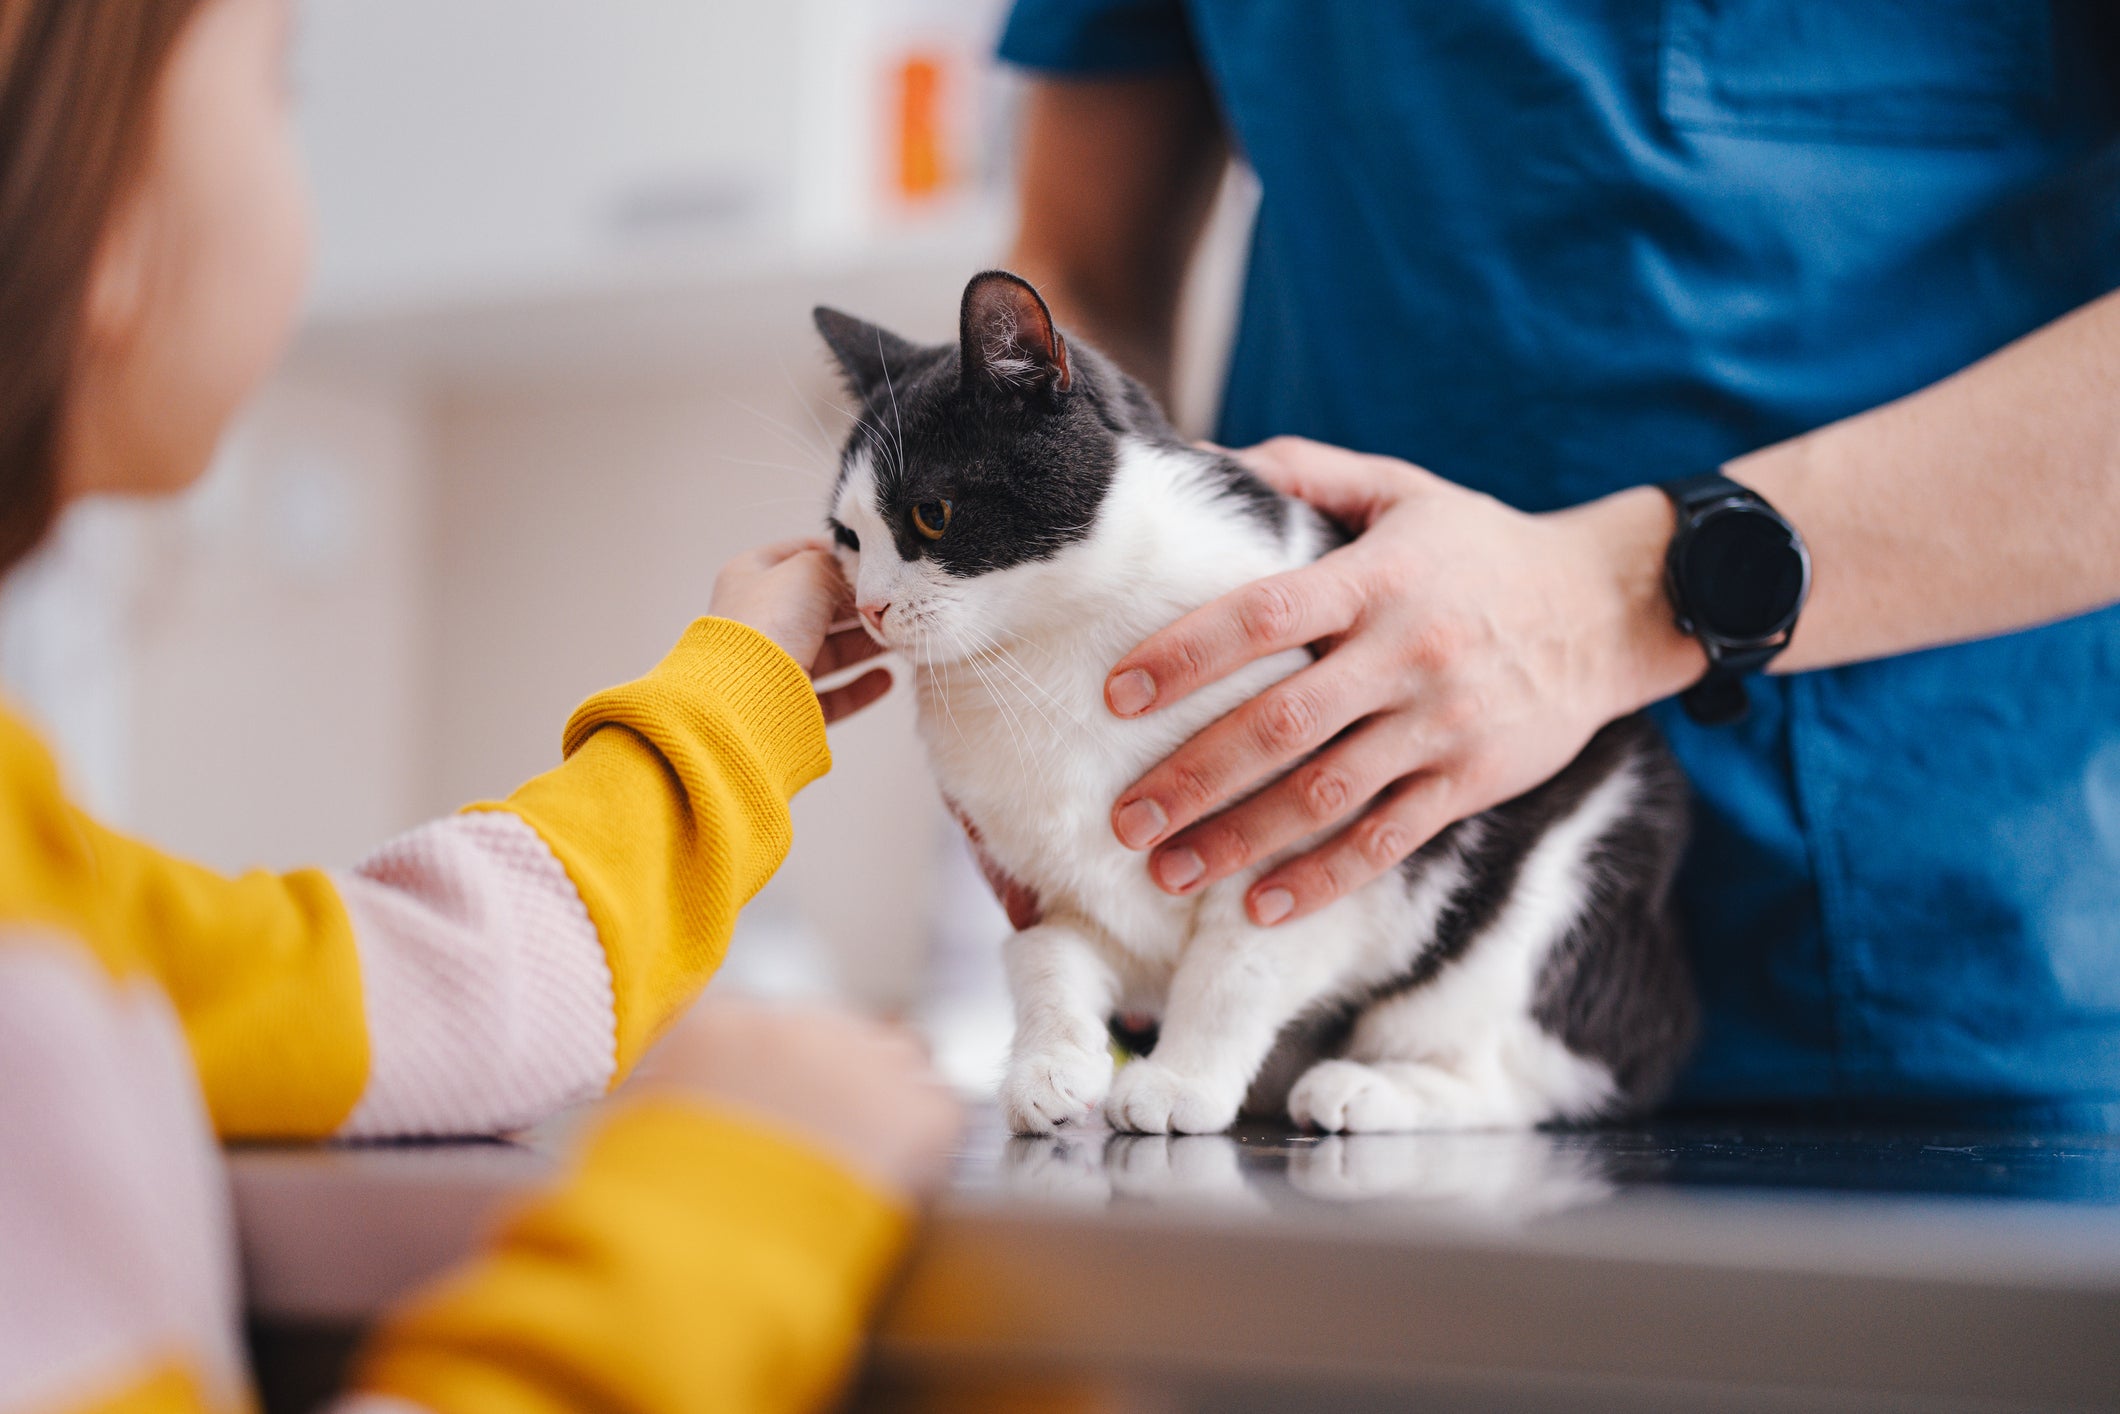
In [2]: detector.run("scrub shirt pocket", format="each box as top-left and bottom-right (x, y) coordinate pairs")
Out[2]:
(1661, 0), (2054, 144)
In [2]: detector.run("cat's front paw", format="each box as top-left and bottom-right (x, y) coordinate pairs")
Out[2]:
(1105, 1059), (1241, 1134)
(1002, 1042), (1114, 1134)
(1290, 1059), (1417, 1132)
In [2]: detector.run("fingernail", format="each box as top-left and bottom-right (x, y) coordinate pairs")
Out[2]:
(1252, 887), (1295, 926)
(1108, 669), (1157, 717)
(1115, 797), (1168, 849)
(1155, 847), (1205, 892)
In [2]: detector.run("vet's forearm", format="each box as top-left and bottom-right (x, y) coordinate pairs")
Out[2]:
(1573, 287), (2120, 710)
(1744, 288), (2120, 672)
(1007, 74), (1227, 403)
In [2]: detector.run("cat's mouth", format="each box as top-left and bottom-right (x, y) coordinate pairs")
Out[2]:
(870, 605), (980, 667)
(862, 603), (924, 656)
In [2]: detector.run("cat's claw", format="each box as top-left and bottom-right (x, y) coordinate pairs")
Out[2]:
(1002, 1044), (1114, 1135)
(1104, 1059), (1240, 1134)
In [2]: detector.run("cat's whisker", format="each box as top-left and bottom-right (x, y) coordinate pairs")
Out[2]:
(969, 646), (1077, 742)
(818, 395), (904, 478)
(874, 330), (910, 485)
(719, 391), (836, 473)
(712, 454), (834, 486)
(956, 644), (1061, 798)
(982, 639), (1090, 732)
(772, 353), (851, 460)
(921, 636), (970, 750)
(958, 624), (1087, 735)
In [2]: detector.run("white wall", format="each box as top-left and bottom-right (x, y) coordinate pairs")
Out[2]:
(423, 354), (946, 1008)
(0, 372), (431, 873)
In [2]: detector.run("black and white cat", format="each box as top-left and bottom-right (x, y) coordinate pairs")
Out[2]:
(817, 271), (1695, 1135)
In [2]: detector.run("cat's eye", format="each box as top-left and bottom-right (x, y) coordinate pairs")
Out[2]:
(831, 521), (859, 552)
(911, 499), (953, 541)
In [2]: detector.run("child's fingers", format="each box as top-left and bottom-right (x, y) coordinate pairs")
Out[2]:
(749, 536), (836, 569)
(776, 545), (855, 602)
(813, 624), (888, 678)
(818, 667), (893, 723)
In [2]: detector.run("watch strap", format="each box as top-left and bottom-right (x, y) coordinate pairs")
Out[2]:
(1678, 643), (1781, 725)
(1661, 471), (1757, 517)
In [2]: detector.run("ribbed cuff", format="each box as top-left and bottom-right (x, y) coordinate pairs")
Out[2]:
(562, 618), (831, 800)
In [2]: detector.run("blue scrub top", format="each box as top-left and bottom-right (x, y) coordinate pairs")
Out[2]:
(1001, 1), (2120, 1121)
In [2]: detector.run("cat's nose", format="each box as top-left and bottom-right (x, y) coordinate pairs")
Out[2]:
(858, 601), (890, 634)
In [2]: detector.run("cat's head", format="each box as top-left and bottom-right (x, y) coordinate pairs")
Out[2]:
(814, 270), (1168, 663)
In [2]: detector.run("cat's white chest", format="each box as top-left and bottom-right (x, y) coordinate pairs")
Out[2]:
(916, 641), (1306, 967)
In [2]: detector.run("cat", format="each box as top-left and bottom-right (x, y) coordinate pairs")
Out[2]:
(815, 270), (1696, 1135)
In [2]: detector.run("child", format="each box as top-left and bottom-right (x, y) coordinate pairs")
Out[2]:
(0, 2), (960, 1411)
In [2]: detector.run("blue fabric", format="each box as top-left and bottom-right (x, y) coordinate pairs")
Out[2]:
(1000, 0), (2120, 1114)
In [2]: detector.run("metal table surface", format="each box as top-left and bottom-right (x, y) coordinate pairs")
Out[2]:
(234, 1111), (2120, 1412)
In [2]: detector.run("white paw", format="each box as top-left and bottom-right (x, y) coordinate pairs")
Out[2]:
(1288, 1059), (1427, 1133)
(1104, 1059), (1241, 1134)
(1002, 1042), (1114, 1134)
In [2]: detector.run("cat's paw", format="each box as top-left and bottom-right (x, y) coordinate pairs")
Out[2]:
(1104, 1059), (1241, 1134)
(1002, 1042), (1114, 1134)
(1289, 1059), (1431, 1133)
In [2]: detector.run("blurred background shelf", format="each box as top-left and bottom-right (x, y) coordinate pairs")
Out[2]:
(292, 210), (1012, 381)
(295, 0), (1017, 322)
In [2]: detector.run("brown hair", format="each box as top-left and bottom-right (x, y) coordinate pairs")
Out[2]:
(0, 0), (205, 574)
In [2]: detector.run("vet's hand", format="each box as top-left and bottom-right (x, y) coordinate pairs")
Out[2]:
(1104, 438), (1703, 926)
(637, 997), (962, 1201)
(711, 539), (893, 723)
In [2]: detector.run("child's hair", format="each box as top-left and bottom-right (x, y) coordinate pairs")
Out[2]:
(0, 1), (206, 573)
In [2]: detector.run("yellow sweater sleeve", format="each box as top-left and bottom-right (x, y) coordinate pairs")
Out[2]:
(61, 1364), (220, 1414)
(0, 698), (372, 1138)
(483, 617), (831, 1078)
(0, 616), (829, 1139)
(353, 1098), (910, 1414)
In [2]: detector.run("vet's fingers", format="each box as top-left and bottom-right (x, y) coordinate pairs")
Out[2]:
(1231, 437), (1435, 527)
(812, 623), (888, 678)
(1147, 712), (1436, 893)
(1246, 771), (1462, 926)
(818, 667), (893, 723)
(1105, 562), (1359, 721)
(1113, 654), (1385, 852)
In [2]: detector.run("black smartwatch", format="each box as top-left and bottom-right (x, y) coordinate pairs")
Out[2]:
(1658, 472), (1811, 725)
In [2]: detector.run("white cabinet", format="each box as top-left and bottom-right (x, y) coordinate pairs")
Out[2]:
(295, 0), (1012, 323)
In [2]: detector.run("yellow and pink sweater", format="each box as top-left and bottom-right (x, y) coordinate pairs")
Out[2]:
(0, 618), (907, 1414)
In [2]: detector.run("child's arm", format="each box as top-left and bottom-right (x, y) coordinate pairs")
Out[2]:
(41, 541), (890, 1140)
(344, 1002), (957, 1414)
(0, 938), (954, 1414)
(0, 938), (250, 1414)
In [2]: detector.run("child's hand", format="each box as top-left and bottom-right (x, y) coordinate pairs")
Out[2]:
(711, 539), (892, 723)
(637, 998), (962, 1201)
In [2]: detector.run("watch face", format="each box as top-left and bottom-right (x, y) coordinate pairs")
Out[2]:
(1676, 503), (1808, 643)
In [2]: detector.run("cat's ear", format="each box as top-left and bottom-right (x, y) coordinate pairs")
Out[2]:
(814, 306), (919, 403)
(959, 270), (1072, 397)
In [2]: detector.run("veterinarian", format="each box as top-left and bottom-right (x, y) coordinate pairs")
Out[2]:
(999, 3), (2120, 1122)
